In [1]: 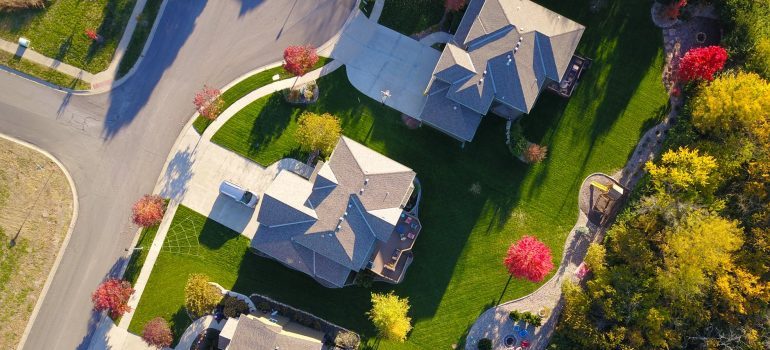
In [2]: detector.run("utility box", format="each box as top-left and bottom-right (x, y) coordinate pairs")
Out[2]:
(18, 37), (30, 48)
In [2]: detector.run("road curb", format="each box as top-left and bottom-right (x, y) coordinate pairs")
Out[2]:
(0, 134), (80, 350)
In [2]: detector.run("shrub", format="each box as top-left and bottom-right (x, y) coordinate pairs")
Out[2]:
(283, 45), (319, 77)
(193, 85), (224, 121)
(677, 46), (728, 82)
(335, 331), (360, 349)
(220, 295), (250, 318)
(507, 122), (528, 157)
(257, 301), (270, 313)
(509, 310), (522, 321)
(524, 144), (548, 163)
(131, 195), (166, 227)
(184, 274), (222, 318)
(141, 317), (173, 349)
(478, 338), (492, 350)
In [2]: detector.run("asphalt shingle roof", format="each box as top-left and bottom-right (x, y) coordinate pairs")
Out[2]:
(252, 137), (416, 287)
(420, 0), (584, 142)
(228, 315), (322, 350)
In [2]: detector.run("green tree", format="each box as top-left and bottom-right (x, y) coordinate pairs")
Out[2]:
(295, 112), (342, 157)
(184, 274), (222, 318)
(367, 292), (412, 342)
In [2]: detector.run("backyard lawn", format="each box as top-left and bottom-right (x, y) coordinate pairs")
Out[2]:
(130, 0), (668, 348)
(192, 57), (332, 134)
(0, 0), (137, 72)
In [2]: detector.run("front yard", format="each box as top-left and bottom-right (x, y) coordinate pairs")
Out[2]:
(130, 0), (668, 348)
(0, 0), (137, 72)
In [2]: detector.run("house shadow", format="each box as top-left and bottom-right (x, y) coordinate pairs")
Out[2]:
(101, 0), (206, 138)
(197, 202), (245, 249)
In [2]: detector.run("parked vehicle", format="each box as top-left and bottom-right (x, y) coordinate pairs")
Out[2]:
(219, 180), (259, 208)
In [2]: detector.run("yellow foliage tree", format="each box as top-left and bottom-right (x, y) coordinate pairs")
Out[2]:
(691, 71), (770, 139)
(295, 112), (342, 158)
(184, 274), (222, 318)
(646, 147), (718, 197)
(367, 292), (412, 342)
(658, 212), (743, 301)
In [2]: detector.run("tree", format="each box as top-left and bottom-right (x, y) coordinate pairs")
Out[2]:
(334, 331), (360, 350)
(132, 194), (166, 227)
(92, 278), (134, 319)
(184, 274), (222, 318)
(141, 317), (173, 349)
(504, 235), (554, 283)
(691, 71), (770, 137)
(645, 147), (718, 198)
(677, 46), (728, 82)
(283, 45), (319, 77)
(193, 85), (224, 121)
(367, 292), (412, 342)
(295, 112), (342, 157)
(477, 338), (492, 350)
(657, 212), (743, 301)
(445, 0), (467, 12)
(523, 144), (548, 164)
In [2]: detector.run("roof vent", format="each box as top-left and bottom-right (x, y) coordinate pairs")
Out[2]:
(364, 178), (369, 185)
(344, 211), (348, 216)
(337, 225), (342, 230)
(506, 57), (512, 66)
(453, 105), (458, 110)
(360, 188), (365, 195)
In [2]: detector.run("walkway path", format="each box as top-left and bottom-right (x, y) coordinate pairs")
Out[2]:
(0, 0), (152, 91)
(464, 174), (617, 350)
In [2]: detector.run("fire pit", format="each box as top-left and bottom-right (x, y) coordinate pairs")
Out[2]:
(504, 334), (516, 348)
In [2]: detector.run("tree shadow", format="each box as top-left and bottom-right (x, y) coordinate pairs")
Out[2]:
(85, 0), (137, 65)
(158, 146), (195, 202)
(101, 0), (206, 138)
(54, 35), (73, 64)
(245, 93), (298, 157)
(237, 0), (265, 17)
(73, 255), (129, 349)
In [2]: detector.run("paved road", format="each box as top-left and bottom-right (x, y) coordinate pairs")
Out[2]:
(0, 1), (354, 349)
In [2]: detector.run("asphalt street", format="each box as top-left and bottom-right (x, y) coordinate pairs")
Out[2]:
(0, 1), (354, 348)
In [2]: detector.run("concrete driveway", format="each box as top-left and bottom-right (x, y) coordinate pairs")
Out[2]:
(159, 130), (313, 239)
(331, 11), (440, 117)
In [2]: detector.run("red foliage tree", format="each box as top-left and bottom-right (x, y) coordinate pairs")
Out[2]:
(193, 85), (224, 121)
(132, 194), (166, 227)
(445, 0), (467, 12)
(664, 0), (687, 19)
(92, 279), (134, 319)
(283, 45), (319, 77)
(677, 45), (728, 82)
(141, 317), (173, 349)
(504, 236), (554, 283)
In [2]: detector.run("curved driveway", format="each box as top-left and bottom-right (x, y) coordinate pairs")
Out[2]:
(0, 1), (354, 349)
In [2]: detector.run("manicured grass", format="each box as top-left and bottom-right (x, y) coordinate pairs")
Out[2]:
(134, 1), (668, 348)
(192, 57), (332, 134)
(123, 225), (160, 286)
(0, 0), (137, 73)
(117, 0), (163, 77)
(0, 49), (89, 89)
(379, 0), (445, 36)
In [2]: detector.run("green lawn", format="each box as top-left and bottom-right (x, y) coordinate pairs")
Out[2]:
(192, 57), (332, 134)
(116, 0), (163, 77)
(132, 0), (668, 348)
(123, 226), (160, 286)
(0, 49), (88, 90)
(378, 0), (445, 36)
(0, 0), (137, 73)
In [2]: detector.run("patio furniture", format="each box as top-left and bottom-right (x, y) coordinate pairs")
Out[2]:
(407, 232), (416, 240)
(405, 216), (413, 224)
(503, 335), (516, 348)
(513, 325), (521, 333)
(519, 329), (529, 338)
(521, 340), (530, 348)
(392, 248), (401, 261)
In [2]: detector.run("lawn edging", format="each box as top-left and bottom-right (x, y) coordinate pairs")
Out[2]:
(0, 133), (80, 350)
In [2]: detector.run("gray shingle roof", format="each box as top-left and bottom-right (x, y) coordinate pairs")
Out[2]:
(420, 80), (484, 142)
(421, 0), (584, 141)
(252, 137), (416, 287)
(228, 315), (322, 350)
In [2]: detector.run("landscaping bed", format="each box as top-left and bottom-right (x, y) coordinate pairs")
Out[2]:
(133, 0), (668, 348)
(0, 0), (138, 72)
(192, 57), (331, 134)
(0, 137), (73, 349)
